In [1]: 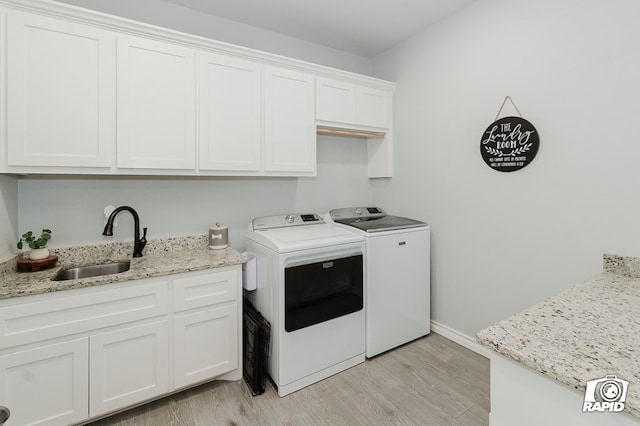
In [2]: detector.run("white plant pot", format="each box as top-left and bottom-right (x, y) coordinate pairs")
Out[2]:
(29, 248), (50, 260)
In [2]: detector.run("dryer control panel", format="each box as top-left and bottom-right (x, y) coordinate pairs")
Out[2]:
(251, 214), (324, 231)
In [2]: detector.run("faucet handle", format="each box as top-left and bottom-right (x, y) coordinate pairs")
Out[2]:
(139, 227), (147, 248)
(133, 227), (148, 258)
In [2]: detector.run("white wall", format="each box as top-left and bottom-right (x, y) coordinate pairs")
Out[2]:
(371, 0), (640, 337)
(18, 136), (372, 250)
(52, 0), (372, 75)
(0, 176), (18, 260)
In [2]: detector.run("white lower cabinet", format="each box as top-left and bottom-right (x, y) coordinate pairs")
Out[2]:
(0, 338), (89, 426)
(89, 321), (169, 417)
(174, 305), (238, 389)
(172, 268), (240, 389)
(0, 266), (241, 425)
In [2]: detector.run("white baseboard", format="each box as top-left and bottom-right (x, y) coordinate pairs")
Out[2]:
(431, 320), (492, 359)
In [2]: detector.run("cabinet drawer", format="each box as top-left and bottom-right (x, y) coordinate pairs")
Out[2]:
(173, 269), (238, 312)
(0, 281), (168, 349)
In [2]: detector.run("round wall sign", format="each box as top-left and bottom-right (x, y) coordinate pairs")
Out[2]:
(480, 116), (539, 172)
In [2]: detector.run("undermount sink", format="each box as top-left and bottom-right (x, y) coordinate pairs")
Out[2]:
(51, 261), (131, 281)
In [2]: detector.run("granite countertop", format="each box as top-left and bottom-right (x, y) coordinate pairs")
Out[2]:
(0, 235), (247, 300)
(476, 254), (640, 419)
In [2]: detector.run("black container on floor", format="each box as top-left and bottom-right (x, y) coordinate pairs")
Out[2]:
(243, 298), (271, 396)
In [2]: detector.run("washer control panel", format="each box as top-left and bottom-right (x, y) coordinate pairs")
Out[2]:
(329, 207), (386, 220)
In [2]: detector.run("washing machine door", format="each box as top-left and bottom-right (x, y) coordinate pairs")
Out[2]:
(335, 215), (427, 233)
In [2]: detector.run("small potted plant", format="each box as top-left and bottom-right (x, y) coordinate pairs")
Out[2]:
(17, 229), (52, 260)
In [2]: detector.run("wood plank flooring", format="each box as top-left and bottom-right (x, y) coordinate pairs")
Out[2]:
(87, 333), (489, 426)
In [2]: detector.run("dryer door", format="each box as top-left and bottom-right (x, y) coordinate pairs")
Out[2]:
(284, 253), (363, 332)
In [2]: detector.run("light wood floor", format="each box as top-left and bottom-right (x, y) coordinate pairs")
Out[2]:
(87, 332), (489, 426)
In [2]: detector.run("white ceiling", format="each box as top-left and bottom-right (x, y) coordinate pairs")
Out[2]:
(161, 0), (477, 57)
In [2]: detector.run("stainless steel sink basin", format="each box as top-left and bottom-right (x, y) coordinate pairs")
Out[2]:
(51, 261), (131, 281)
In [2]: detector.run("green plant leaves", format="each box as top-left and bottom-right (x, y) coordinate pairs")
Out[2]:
(17, 229), (52, 250)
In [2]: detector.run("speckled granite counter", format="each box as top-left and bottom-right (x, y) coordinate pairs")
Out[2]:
(476, 254), (640, 419)
(0, 235), (247, 300)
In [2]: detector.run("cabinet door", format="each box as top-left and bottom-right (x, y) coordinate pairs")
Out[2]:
(0, 338), (89, 426)
(198, 53), (262, 171)
(117, 35), (196, 169)
(264, 67), (316, 174)
(173, 304), (238, 389)
(356, 86), (392, 129)
(316, 78), (356, 124)
(89, 321), (169, 417)
(6, 10), (115, 168)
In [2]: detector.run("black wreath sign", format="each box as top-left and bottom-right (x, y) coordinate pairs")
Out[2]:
(480, 116), (539, 172)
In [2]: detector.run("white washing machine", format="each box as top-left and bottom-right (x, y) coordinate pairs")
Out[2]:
(327, 207), (431, 358)
(244, 213), (366, 396)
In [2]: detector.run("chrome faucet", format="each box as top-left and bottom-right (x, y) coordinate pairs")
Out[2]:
(102, 206), (147, 257)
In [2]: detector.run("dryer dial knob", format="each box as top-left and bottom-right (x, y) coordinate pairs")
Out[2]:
(354, 208), (363, 215)
(285, 214), (295, 223)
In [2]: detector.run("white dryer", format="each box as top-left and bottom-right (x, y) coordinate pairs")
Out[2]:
(244, 213), (366, 396)
(328, 207), (431, 358)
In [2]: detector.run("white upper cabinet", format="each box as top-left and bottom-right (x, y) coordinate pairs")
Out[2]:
(0, 1), (394, 177)
(198, 53), (262, 172)
(6, 10), (115, 168)
(316, 79), (356, 124)
(316, 78), (392, 129)
(264, 67), (316, 175)
(116, 35), (196, 170)
(316, 77), (394, 178)
(356, 86), (392, 129)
